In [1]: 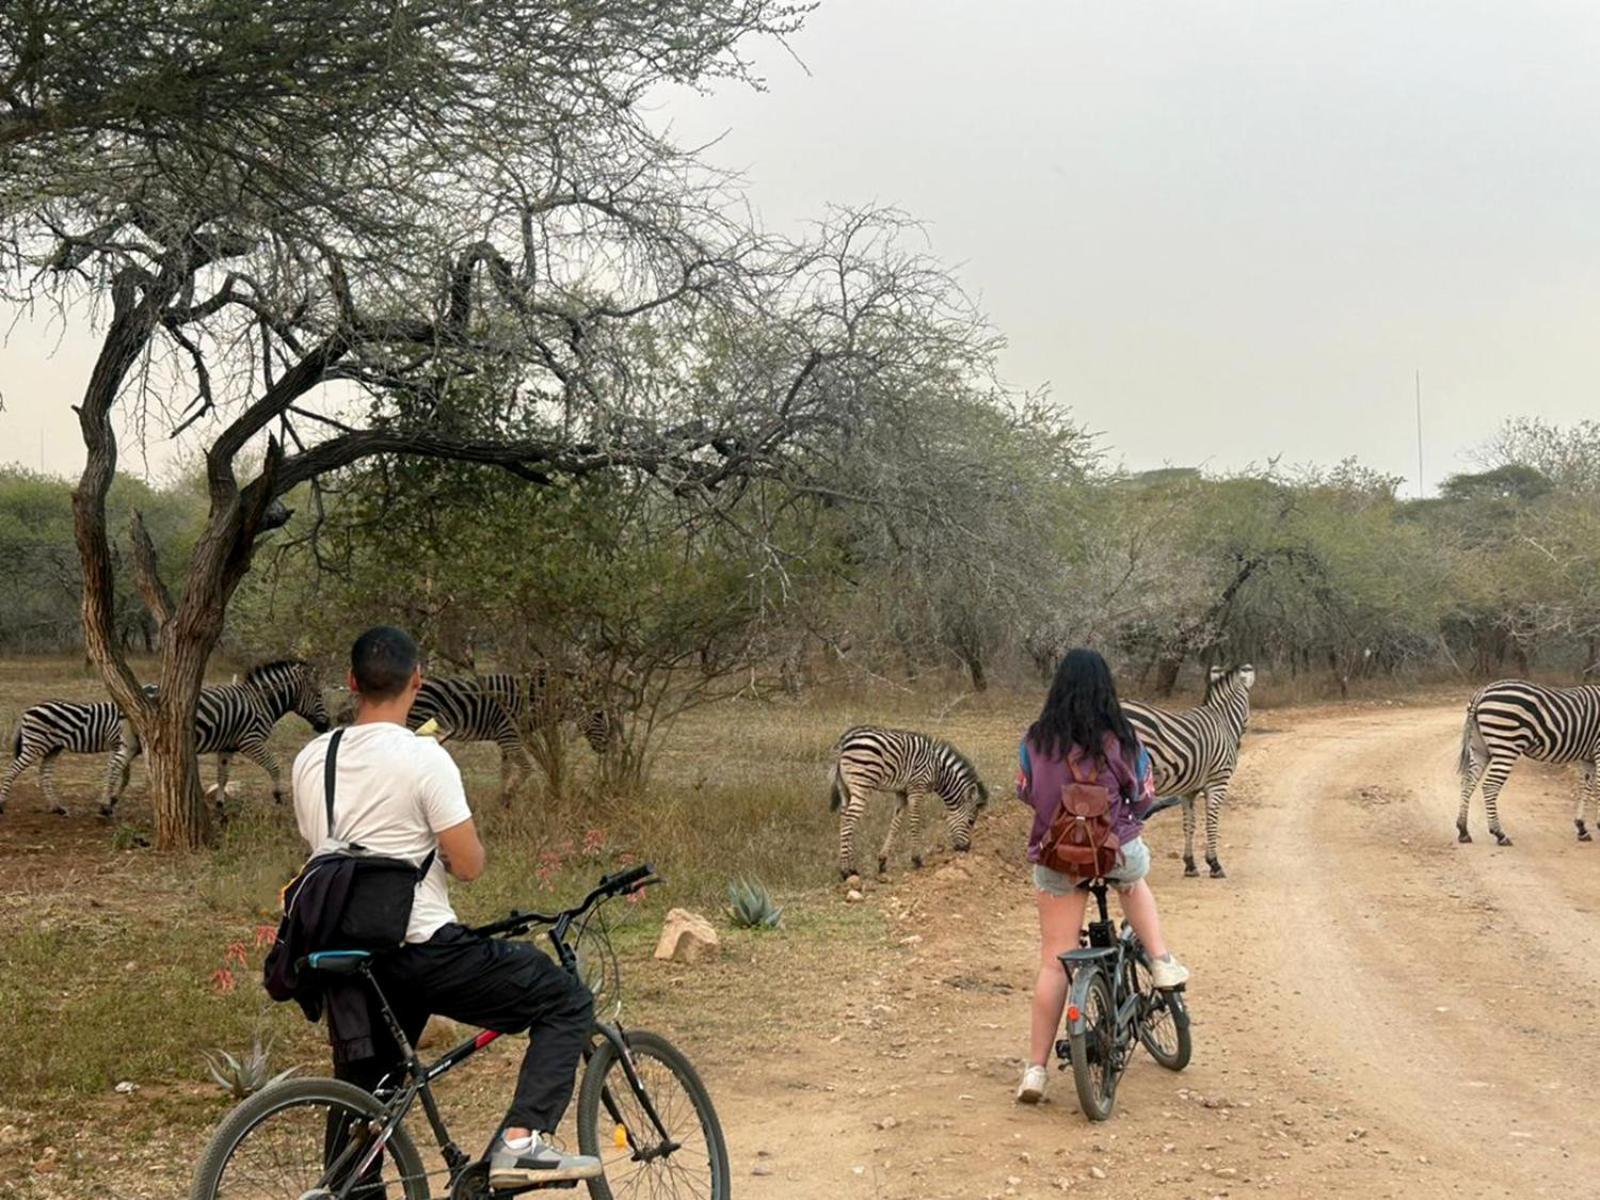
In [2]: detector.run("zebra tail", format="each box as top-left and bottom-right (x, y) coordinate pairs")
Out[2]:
(1458, 699), (1484, 778)
(828, 760), (845, 812)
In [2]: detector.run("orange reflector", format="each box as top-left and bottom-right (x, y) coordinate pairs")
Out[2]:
(614, 1125), (629, 1149)
(1066, 1005), (1081, 1022)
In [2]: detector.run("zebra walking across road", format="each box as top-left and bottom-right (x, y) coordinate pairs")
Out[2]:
(1, 685), (157, 817)
(829, 726), (989, 879)
(1457, 680), (1600, 847)
(406, 676), (537, 804)
(1124, 664), (1256, 879)
(101, 659), (331, 818)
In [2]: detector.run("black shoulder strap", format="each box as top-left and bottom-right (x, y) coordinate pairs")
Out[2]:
(323, 727), (345, 838)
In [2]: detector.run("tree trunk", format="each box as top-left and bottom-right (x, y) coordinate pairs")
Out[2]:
(143, 670), (210, 848)
(964, 653), (988, 692)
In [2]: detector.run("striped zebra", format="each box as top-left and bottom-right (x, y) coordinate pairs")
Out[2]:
(1124, 664), (1256, 879)
(102, 659), (332, 817)
(1, 685), (157, 817)
(829, 726), (989, 879)
(406, 677), (537, 803)
(1457, 680), (1600, 847)
(478, 669), (617, 755)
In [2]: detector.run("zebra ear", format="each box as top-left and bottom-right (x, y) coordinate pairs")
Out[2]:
(1208, 665), (1225, 682)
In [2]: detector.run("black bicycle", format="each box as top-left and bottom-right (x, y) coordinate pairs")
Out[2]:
(190, 865), (729, 1200)
(1056, 797), (1192, 1121)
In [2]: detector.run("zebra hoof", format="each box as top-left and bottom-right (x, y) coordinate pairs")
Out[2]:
(911, 855), (924, 870)
(50, 804), (69, 817)
(876, 858), (889, 876)
(1182, 858), (1199, 878)
(1207, 860), (1226, 879)
(97, 805), (115, 821)
(1457, 827), (1472, 844)
(1493, 831), (1513, 848)
(1577, 821), (1592, 842)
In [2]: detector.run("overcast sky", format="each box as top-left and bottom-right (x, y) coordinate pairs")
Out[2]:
(5, 1), (1600, 490)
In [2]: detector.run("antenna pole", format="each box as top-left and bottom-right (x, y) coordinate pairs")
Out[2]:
(1415, 369), (1424, 499)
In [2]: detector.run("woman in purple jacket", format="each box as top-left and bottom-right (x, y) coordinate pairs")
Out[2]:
(1014, 648), (1189, 1104)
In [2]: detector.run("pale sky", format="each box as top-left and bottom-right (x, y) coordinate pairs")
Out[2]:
(5, 1), (1600, 491)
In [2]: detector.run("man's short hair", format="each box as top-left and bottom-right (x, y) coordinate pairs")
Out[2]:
(351, 626), (419, 701)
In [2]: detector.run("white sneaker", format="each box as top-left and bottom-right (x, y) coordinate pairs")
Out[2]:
(1016, 1064), (1048, 1104)
(488, 1133), (602, 1186)
(1149, 953), (1190, 989)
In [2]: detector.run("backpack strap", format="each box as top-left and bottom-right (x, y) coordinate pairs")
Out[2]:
(323, 727), (345, 838)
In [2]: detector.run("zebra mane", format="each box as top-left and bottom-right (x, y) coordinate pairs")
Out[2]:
(243, 659), (309, 686)
(940, 739), (985, 791)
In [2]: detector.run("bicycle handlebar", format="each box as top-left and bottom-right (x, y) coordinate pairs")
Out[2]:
(471, 863), (660, 940)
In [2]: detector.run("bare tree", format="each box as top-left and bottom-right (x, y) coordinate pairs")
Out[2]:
(1, 1), (835, 848)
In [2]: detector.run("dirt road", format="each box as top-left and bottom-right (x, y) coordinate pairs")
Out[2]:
(712, 704), (1600, 1199)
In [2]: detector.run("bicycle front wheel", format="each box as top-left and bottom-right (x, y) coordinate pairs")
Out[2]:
(190, 1076), (429, 1200)
(1067, 966), (1119, 1121)
(576, 1029), (730, 1200)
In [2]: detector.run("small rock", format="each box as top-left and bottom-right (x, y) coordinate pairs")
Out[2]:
(1089, 1165), (1107, 1180)
(653, 909), (720, 963)
(113, 1081), (137, 1095)
(1007, 1176), (1023, 1187)
(845, 873), (862, 889)
(752, 1162), (774, 1176)
(845, 889), (864, 902)
(876, 1116), (898, 1130)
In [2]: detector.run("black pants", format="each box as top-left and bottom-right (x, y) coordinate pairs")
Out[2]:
(335, 924), (594, 1135)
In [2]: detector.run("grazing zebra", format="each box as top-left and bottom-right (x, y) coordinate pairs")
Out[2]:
(102, 659), (332, 817)
(1457, 680), (1600, 847)
(478, 669), (617, 755)
(1124, 664), (1256, 879)
(829, 726), (989, 879)
(406, 677), (536, 803)
(1, 685), (157, 817)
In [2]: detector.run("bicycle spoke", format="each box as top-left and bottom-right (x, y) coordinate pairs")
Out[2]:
(596, 1047), (716, 1200)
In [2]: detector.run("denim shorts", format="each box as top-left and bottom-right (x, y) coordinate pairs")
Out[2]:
(1033, 836), (1151, 896)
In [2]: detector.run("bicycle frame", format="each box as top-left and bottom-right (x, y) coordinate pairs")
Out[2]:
(313, 868), (676, 1199)
(1056, 882), (1145, 1069)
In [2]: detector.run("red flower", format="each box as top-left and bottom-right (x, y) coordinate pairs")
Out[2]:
(582, 828), (607, 856)
(224, 942), (248, 967)
(211, 967), (237, 995)
(254, 924), (277, 950)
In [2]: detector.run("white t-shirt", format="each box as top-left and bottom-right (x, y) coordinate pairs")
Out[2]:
(293, 722), (473, 944)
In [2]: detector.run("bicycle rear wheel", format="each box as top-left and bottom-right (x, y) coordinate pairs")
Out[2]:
(576, 1029), (730, 1200)
(1130, 950), (1192, 1071)
(190, 1076), (429, 1200)
(1067, 966), (1118, 1121)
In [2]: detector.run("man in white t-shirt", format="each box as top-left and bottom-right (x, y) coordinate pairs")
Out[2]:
(293, 626), (599, 1187)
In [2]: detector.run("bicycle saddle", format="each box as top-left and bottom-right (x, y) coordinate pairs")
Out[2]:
(303, 949), (374, 975)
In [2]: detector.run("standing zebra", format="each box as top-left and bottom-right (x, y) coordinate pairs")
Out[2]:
(829, 726), (989, 879)
(1457, 680), (1600, 847)
(1, 685), (157, 817)
(1124, 664), (1256, 879)
(478, 669), (617, 755)
(406, 677), (536, 803)
(102, 660), (331, 818)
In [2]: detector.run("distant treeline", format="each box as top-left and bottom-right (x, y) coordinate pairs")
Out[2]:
(6, 416), (1599, 695)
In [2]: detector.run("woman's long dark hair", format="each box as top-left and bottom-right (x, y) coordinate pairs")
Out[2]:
(1027, 648), (1140, 765)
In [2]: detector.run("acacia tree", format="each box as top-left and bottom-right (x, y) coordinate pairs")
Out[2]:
(1, 0), (869, 849)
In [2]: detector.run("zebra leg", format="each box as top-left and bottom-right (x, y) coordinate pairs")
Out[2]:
(40, 750), (67, 815)
(1457, 751), (1485, 843)
(838, 787), (868, 880)
(0, 745), (39, 815)
(1181, 795), (1198, 877)
(99, 742), (133, 819)
(908, 790), (926, 869)
(877, 793), (907, 875)
(1479, 753), (1518, 847)
(1578, 760), (1597, 842)
(235, 743), (285, 805)
(1204, 785), (1227, 878)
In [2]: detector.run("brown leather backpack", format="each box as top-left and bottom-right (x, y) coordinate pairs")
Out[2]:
(1040, 754), (1122, 879)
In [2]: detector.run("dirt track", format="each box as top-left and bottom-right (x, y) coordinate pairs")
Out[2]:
(710, 704), (1600, 1199)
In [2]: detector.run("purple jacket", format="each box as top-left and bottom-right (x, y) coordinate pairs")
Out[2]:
(1016, 732), (1154, 864)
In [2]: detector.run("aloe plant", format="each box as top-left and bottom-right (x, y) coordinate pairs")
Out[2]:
(725, 879), (783, 930)
(202, 1035), (296, 1099)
